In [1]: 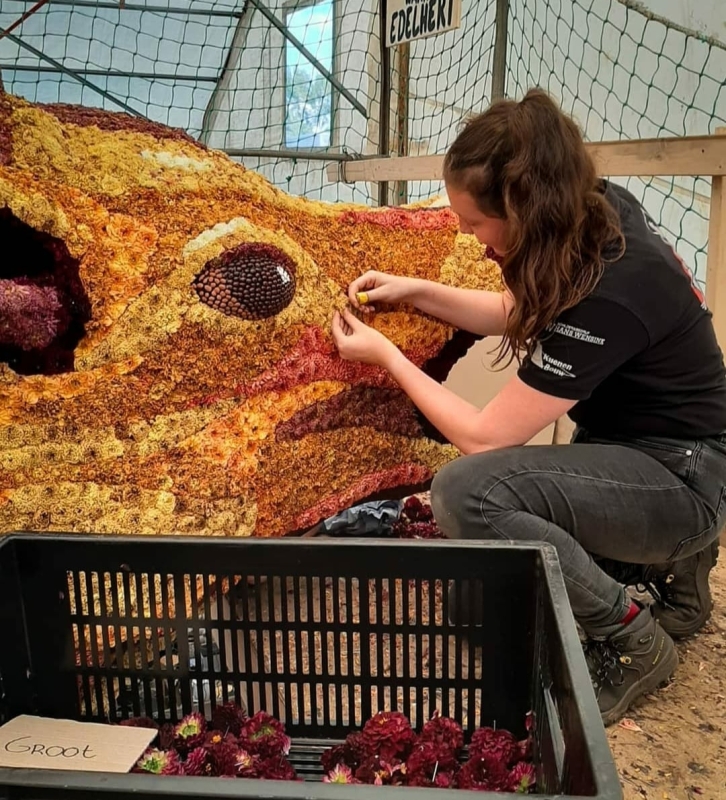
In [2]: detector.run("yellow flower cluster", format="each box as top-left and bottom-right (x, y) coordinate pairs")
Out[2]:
(0, 91), (502, 539)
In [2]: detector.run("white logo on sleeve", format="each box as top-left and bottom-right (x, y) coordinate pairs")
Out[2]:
(547, 321), (605, 345)
(531, 342), (576, 378)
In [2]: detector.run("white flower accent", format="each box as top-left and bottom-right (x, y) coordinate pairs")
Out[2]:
(141, 149), (214, 173)
(183, 218), (255, 255)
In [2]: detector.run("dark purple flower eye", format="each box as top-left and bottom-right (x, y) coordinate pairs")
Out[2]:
(193, 242), (296, 320)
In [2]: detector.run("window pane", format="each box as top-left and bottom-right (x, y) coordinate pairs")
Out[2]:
(285, 1), (333, 149)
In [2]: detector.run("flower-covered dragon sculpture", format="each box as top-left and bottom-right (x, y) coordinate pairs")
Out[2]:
(0, 88), (501, 537)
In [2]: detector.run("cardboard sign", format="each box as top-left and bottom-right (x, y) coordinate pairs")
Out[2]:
(386, 0), (462, 47)
(0, 716), (157, 773)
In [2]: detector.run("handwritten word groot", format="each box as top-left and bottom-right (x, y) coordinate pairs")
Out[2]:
(3, 737), (96, 759)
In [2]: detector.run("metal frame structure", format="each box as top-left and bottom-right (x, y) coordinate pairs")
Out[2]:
(0, 0), (511, 192)
(0, 0), (369, 156)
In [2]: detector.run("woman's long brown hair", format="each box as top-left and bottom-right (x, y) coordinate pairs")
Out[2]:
(443, 88), (624, 365)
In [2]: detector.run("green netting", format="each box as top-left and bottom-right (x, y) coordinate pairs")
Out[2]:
(507, 0), (726, 290)
(1, 0), (724, 287)
(389, 1), (497, 204)
(0, 0), (380, 203)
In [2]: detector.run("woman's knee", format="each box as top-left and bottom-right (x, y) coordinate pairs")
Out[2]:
(430, 456), (493, 539)
(430, 459), (464, 530)
(431, 451), (538, 541)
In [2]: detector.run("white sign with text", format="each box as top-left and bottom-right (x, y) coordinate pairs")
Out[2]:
(386, 0), (463, 47)
(0, 716), (157, 773)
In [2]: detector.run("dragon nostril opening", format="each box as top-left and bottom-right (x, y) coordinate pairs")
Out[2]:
(0, 207), (91, 376)
(193, 242), (297, 321)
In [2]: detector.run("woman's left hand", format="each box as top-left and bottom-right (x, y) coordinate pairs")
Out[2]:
(331, 308), (399, 367)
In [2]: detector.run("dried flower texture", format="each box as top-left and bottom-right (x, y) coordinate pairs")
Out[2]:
(0, 88), (502, 539)
(0, 91), (12, 166)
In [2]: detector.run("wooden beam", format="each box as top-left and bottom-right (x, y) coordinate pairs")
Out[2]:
(705, 128), (726, 547)
(707, 128), (726, 341)
(328, 133), (726, 183)
(393, 41), (410, 206)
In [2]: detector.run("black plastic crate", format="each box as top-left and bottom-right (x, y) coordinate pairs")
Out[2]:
(0, 534), (621, 800)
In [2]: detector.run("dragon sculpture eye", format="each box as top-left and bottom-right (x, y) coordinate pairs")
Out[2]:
(193, 242), (296, 320)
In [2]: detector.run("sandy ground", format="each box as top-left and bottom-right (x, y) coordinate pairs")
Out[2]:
(607, 553), (726, 800)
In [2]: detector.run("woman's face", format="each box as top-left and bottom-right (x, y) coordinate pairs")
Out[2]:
(446, 184), (509, 255)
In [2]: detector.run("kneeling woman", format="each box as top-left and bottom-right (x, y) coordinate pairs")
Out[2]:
(331, 89), (726, 725)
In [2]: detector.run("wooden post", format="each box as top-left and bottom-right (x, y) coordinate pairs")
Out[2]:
(393, 42), (409, 206)
(491, 0), (509, 101)
(706, 128), (726, 546)
(706, 129), (726, 345)
(378, 0), (391, 207)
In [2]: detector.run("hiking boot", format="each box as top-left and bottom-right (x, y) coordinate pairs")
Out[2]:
(584, 603), (678, 726)
(594, 539), (720, 639)
(644, 539), (720, 639)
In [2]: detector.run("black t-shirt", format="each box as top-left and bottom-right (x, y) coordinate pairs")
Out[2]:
(518, 181), (726, 439)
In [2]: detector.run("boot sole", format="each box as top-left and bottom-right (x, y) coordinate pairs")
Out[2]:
(657, 540), (719, 640)
(600, 640), (679, 727)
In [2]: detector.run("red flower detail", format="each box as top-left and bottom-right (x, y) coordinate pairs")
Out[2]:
(517, 735), (533, 762)
(158, 723), (175, 751)
(323, 763), (360, 784)
(132, 747), (182, 776)
(456, 756), (509, 791)
(360, 711), (416, 764)
(42, 101), (203, 147)
(182, 747), (212, 777)
(355, 755), (405, 786)
(276, 386), (423, 442)
(340, 207), (458, 232)
(0, 90), (12, 166)
(508, 761), (537, 793)
(173, 712), (207, 754)
(407, 768), (457, 789)
(469, 726), (519, 769)
(256, 755), (298, 781)
(321, 731), (371, 773)
(204, 731), (242, 777)
(418, 712), (464, 755)
(401, 496), (435, 523)
(405, 740), (459, 787)
(320, 743), (348, 773)
(240, 711), (291, 759)
(194, 325), (449, 411)
(211, 701), (248, 737)
(393, 519), (446, 540)
(234, 748), (260, 778)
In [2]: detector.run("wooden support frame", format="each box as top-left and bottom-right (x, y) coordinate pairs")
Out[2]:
(705, 128), (726, 547)
(707, 128), (726, 346)
(327, 133), (726, 183)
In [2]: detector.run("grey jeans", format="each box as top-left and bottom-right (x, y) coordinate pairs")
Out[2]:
(430, 430), (726, 632)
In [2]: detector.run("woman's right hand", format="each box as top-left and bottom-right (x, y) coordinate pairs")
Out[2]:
(348, 271), (418, 312)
